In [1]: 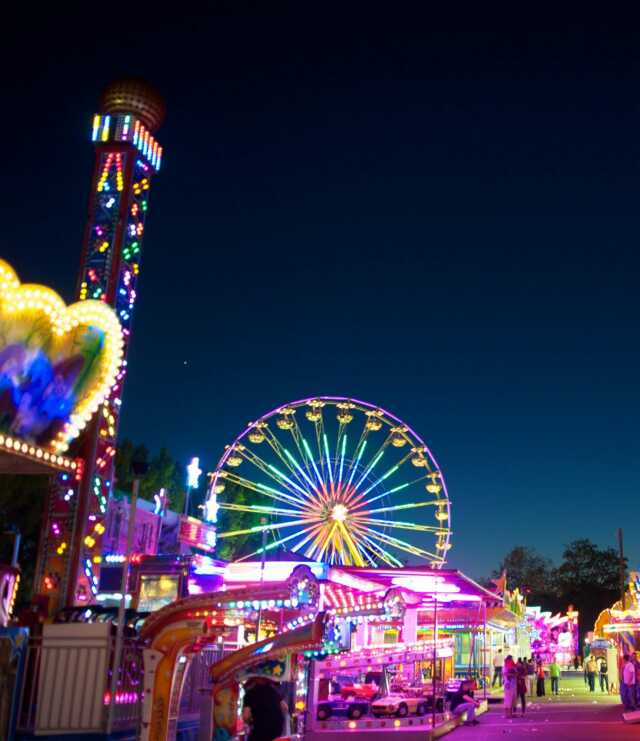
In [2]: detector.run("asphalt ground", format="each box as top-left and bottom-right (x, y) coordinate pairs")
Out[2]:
(452, 675), (634, 740)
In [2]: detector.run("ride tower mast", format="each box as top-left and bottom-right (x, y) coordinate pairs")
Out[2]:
(35, 80), (165, 609)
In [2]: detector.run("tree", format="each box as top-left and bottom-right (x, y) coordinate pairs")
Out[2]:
(114, 438), (149, 494)
(554, 539), (625, 643)
(492, 545), (556, 606)
(0, 474), (49, 609)
(114, 439), (185, 511)
(214, 482), (269, 562)
(140, 447), (185, 512)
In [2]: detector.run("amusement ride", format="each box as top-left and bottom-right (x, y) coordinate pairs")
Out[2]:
(208, 397), (452, 568)
(0, 78), (553, 741)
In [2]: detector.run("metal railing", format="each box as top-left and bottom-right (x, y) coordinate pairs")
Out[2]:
(109, 638), (144, 731)
(16, 634), (144, 735)
(180, 645), (225, 717)
(14, 632), (237, 737)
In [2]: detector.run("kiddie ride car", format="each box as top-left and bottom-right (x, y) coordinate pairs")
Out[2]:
(317, 680), (379, 720)
(316, 697), (370, 721)
(370, 691), (428, 718)
(370, 683), (446, 718)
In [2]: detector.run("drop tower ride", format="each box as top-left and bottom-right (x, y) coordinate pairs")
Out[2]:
(35, 80), (165, 609)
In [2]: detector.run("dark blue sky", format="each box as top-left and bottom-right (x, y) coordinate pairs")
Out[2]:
(1, 11), (638, 579)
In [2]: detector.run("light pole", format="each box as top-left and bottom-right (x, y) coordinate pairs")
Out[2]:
(431, 587), (438, 729)
(618, 528), (626, 610)
(106, 459), (149, 733)
(255, 518), (268, 641)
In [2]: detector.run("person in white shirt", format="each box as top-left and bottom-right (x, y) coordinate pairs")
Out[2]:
(622, 654), (636, 711)
(492, 650), (504, 688)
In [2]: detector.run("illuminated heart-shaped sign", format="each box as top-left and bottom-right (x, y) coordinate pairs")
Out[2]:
(0, 259), (123, 453)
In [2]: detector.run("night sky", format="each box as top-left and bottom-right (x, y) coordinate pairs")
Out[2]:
(2, 10), (638, 579)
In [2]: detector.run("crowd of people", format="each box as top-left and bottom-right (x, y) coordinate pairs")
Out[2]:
(497, 653), (562, 718)
(491, 650), (561, 717)
(440, 651), (640, 728)
(491, 649), (627, 720)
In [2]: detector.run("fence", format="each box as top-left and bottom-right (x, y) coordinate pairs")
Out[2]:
(16, 629), (144, 735)
(15, 630), (229, 736)
(180, 645), (224, 718)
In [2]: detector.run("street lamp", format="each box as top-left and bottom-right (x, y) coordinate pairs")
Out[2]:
(107, 458), (149, 732)
(255, 517), (268, 641)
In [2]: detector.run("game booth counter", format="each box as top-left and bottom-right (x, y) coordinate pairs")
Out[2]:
(136, 562), (500, 741)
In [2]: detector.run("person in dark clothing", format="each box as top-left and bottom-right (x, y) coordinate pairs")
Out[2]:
(598, 657), (609, 693)
(449, 680), (480, 726)
(535, 661), (546, 697)
(516, 659), (527, 715)
(242, 680), (285, 741)
(586, 656), (597, 692)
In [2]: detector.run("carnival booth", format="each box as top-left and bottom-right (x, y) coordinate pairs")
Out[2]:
(135, 561), (500, 741)
(594, 572), (640, 690)
(526, 606), (579, 666)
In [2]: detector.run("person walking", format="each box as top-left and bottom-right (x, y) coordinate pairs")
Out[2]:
(621, 654), (636, 711)
(503, 655), (518, 718)
(586, 655), (597, 693)
(549, 659), (561, 695)
(492, 649), (504, 688)
(516, 658), (528, 715)
(598, 656), (609, 693)
(535, 659), (546, 697)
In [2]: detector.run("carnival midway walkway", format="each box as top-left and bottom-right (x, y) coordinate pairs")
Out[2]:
(452, 674), (635, 740)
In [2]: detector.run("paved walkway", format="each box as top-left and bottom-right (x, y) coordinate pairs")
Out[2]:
(452, 675), (634, 740)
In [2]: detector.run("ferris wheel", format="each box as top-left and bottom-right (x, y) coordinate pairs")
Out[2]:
(206, 397), (452, 568)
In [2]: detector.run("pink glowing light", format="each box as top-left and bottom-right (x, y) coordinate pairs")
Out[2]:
(392, 575), (460, 594)
(224, 561), (327, 583)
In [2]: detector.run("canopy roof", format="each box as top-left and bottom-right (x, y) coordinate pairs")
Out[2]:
(223, 561), (503, 609)
(334, 566), (502, 606)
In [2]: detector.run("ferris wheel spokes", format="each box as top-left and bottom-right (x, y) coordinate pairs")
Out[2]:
(209, 397), (452, 568)
(355, 517), (448, 534)
(235, 527), (318, 562)
(363, 527), (440, 561)
(347, 448), (414, 508)
(220, 470), (302, 507)
(259, 423), (313, 494)
(286, 415), (318, 485)
(217, 516), (313, 540)
(353, 497), (443, 516)
(232, 445), (308, 501)
(218, 502), (303, 517)
(350, 525), (403, 567)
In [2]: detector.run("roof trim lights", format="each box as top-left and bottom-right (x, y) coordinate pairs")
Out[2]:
(391, 575), (460, 594)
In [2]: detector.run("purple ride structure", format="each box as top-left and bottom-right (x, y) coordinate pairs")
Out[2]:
(207, 396), (452, 567)
(34, 80), (165, 610)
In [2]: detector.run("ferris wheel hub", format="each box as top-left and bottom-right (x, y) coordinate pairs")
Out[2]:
(331, 503), (349, 522)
